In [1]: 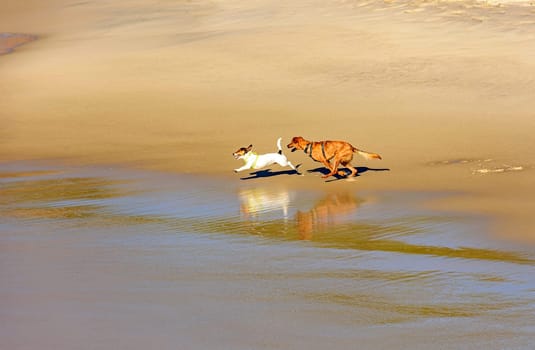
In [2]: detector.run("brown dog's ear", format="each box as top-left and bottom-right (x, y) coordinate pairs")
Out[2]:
(247, 144), (253, 151)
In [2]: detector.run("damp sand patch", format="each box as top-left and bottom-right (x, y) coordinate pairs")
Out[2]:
(472, 164), (526, 175)
(0, 33), (37, 55)
(1, 161), (534, 349)
(427, 158), (529, 176)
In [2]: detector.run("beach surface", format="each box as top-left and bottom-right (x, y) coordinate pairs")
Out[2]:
(1, 162), (534, 349)
(1, 0), (535, 241)
(1, 0), (535, 348)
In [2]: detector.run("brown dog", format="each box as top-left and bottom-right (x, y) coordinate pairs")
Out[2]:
(287, 136), (381, 178)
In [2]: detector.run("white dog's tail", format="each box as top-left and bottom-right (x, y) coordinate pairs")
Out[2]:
(277, 137), (283, 155)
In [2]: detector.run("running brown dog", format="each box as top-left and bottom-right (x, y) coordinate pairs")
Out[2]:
(287, 136), (382, 178)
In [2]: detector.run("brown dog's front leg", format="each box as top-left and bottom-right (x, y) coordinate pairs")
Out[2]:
(329, 158), (343, 178)
(321, 160), (337, 178)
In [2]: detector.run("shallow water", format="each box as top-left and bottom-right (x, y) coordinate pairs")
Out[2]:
(1, 161), (534, 349)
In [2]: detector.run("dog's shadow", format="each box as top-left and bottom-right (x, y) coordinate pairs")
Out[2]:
(307, 166), (390, 182)
(240, 166), (301, 180)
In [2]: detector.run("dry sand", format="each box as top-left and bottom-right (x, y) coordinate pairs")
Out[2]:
(1, 0), (535, 241)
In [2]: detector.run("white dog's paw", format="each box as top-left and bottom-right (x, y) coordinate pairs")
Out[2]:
(234, 169), (239, 173)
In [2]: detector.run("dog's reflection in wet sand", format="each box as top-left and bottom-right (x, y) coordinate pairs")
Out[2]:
(296, 193), (360, 240)
(239, 188), (360, 240)
(239, 188), (290, 219)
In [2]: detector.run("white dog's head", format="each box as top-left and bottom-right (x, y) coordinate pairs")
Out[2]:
(232, 144), (253, 160)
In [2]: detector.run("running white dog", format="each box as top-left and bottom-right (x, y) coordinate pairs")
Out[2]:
(233, 137), (300, 174)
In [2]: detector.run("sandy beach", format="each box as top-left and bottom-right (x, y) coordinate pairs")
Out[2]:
(2, 0), (535, 240)
(1, 0), (535, 348)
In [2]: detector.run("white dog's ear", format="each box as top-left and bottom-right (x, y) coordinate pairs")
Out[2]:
(247, 144), (253, 151)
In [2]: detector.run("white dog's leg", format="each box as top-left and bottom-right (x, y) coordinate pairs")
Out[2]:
(287, 161), (298, 171)
(234, 164), (251, 173)
(275, 157), (299, 173)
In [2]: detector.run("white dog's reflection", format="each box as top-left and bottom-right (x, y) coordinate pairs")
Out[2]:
(239, 188), (290, 219)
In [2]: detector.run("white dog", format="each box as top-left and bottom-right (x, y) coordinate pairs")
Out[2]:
(233, 137), (300, 174)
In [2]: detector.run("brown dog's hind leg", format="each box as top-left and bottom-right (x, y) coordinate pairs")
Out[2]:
(343, 162), (358, 177)
(337, 161), (349, 176)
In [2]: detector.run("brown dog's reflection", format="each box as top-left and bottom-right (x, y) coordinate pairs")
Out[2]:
(239, 188), (361, 241)
(296, 193), (360, 240)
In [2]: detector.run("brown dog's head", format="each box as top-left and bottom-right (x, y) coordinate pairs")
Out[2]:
(232, 144), (253, 159)
(287, 136), (308, 152)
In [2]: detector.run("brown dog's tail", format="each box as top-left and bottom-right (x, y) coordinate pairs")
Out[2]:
(353, 147), (382, 160)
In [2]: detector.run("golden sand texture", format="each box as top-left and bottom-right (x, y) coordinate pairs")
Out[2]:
(1, 0), (534, 241)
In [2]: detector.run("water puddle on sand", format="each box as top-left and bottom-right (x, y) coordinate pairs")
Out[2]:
(1, 161), (534, 349)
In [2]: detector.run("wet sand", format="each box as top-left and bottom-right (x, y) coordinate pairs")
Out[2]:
(0, 33), (37, 55)
(1, 0), (535, 348)
(1, 162), (534, 349)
